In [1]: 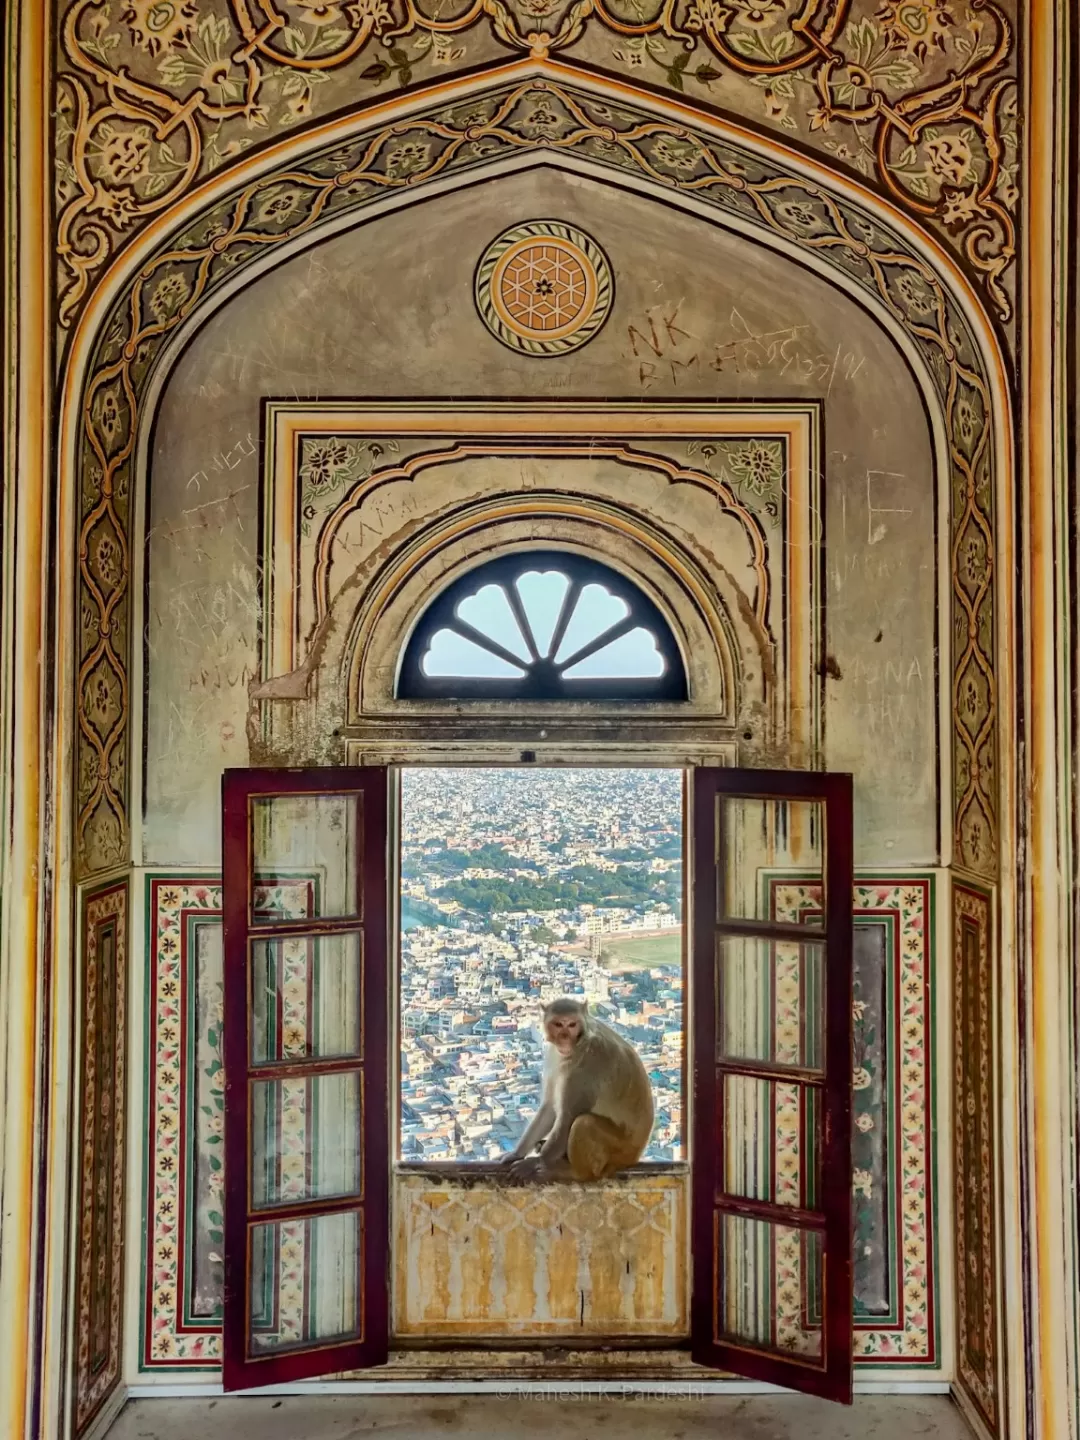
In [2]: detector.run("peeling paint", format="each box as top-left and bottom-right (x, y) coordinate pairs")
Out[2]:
(394, 1172), (688, 1339)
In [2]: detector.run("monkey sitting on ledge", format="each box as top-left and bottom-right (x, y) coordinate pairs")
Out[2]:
(501, 998), (654, 1183)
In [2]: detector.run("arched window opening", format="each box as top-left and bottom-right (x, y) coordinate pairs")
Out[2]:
(396, 551), (688, 701)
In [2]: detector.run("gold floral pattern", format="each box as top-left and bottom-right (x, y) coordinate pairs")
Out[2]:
(55, 1), (1018, 329)
(875, 0), (954, 60)
(75, 881), (128, 1431)
(123, 0), (199, 54)
(953, 883), (998, 1428)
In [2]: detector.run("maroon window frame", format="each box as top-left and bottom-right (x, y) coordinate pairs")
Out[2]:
(691, 768), (854, 1403)
(221, 767), (390, 1391)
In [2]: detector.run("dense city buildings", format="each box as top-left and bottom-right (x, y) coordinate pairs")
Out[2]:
(399, 767), (685, 1164)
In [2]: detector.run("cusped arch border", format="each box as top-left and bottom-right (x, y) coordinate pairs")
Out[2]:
(58, 57), (1012, 881)
(313, 442), (774, 634)
(334, 492), (762, 726)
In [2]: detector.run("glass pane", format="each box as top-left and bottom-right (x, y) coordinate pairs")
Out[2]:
(251, 793), (360, 922)
(251, 932), (363, 1065)
(456, 585), (532, 661)
(248, 1210), (362, 1357)
(718, 796), (823, 923)
(515, 570), (570, 657)
(562, 627), (665, 678)
(423, 628), (526, 678)
(553, 583), (629, 663)
(718, 935), (824, 1070)
(716, 1214), (823, 1359)
(721, 1073), (820, 1210)
(251, 1071), (362, 1210)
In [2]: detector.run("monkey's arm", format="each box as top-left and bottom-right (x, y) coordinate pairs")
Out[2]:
(501, 1048), (557, 1163)
(503, 1096), (555, 1161)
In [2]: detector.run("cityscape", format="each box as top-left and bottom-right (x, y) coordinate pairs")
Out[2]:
(398, 767), (685, 1165)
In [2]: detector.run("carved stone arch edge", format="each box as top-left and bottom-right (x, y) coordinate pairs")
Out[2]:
(251, 411), (806, 762)
(59, 60), (1010, 887)
(55, 70), (1014, 1412)
(318, 492), (768, 756)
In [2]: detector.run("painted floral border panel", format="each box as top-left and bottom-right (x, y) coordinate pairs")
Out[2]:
(952, 881), (998, 1432)
(141, 875), (315, 1368)
(76, 879), (128, 1431)
(770, 877), (937, 1364)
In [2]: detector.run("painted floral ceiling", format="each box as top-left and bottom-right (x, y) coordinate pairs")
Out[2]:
(56, 0), (1019, 334)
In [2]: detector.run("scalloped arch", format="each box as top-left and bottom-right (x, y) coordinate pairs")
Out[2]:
(58, 59), (1012, 880)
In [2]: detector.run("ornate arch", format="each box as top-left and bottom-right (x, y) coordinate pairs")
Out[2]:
(55, 0), (1019, 331)
(333, 493), (764, 732)
(59, 60), (1012, 882)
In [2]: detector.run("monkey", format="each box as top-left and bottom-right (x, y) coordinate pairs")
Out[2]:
(500, 998), (654, 1183)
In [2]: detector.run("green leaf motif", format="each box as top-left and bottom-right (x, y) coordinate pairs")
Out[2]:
(199, 14), (231, 50)
(157, 56), (188, 88)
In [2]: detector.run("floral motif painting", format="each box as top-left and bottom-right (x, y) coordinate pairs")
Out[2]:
(770, 877), (936, 1363)
(55, 2), (1018, 330)
(953, 882), (997, 1429)
(141, 875), (315, 1368)
(75, 880), (128, 1431)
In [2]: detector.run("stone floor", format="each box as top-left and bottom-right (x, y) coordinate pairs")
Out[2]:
(107, 1394), (974, 1440)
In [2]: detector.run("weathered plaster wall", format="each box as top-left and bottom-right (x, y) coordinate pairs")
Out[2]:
(144, 165), (937, 866)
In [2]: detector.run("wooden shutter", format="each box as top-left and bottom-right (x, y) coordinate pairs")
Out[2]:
(221, 767), (389, 1390)
(690, 768), (854, 1402)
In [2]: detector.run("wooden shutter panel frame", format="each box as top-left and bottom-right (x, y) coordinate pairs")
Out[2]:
(221, 766), (390, 1391)
(690, 767), (855, 1403)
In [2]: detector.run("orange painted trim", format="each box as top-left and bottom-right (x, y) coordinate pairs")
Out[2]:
(1, 4), (49, 1439)
(1024, 4), (1070, 1439)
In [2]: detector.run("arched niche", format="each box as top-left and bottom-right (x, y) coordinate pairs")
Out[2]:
(136, 161), (942, 867)
(60, 71), (1009, 886)
(300, 498), (769, 764)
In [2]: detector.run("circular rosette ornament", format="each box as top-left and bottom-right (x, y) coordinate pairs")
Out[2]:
(474, 220), (614, 356)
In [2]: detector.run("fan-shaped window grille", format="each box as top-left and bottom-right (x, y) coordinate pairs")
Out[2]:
(397, 551), (688, 701)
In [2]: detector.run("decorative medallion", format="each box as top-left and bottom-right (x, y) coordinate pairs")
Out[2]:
(474, 220), (613, 355)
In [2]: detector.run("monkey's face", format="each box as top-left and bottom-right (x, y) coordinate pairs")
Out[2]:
(545, 1010), (583, 1056)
